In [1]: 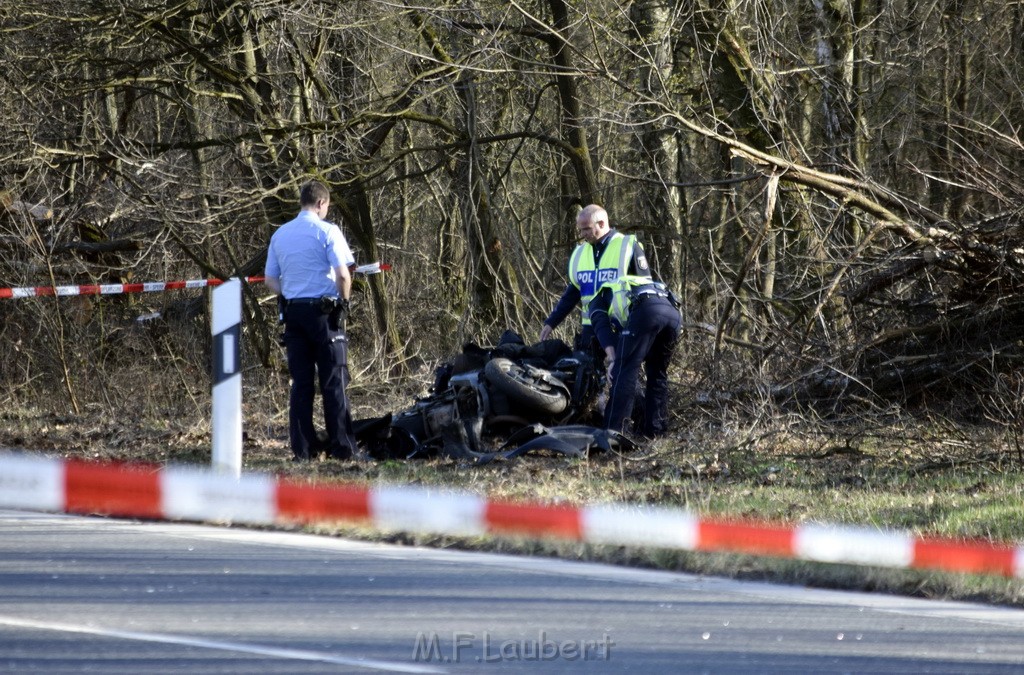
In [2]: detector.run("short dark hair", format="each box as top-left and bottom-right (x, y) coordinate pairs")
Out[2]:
(299, 180), (330, 207)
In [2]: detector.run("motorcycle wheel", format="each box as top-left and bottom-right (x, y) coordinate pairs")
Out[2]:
(483, 358), (569, 415)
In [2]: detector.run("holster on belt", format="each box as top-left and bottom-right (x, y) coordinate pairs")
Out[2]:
(320, 296), (350, 331)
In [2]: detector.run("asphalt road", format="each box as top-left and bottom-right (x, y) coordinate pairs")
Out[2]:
(1, 509), (1023, 673)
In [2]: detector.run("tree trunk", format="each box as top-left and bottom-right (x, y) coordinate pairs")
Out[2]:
(629, 0), (685, 287)
(545, 0), (601, 207)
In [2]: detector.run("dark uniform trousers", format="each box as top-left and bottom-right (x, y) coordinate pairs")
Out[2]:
(282, 301), (356, 459)
(605, 295), (682, 437)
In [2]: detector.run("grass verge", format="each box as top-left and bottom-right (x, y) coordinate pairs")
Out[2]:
(2, 394), (1023, 608)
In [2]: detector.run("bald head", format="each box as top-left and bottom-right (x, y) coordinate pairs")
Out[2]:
(576, 204), (610, 244)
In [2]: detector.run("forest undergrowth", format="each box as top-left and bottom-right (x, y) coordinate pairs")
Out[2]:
(3, 355), (1024, 609)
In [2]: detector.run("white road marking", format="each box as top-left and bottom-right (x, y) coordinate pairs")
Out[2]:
(0, 615), (445, 674)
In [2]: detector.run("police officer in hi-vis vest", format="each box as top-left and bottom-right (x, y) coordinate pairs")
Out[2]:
(540, 205), (650, 357)
(589, 274), (681, 438)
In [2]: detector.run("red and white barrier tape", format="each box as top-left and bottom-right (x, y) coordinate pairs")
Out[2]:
(0, 263), (390, 300)
(1, 451), (1021, 578)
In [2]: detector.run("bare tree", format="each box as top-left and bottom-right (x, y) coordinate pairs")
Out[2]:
(1, 0), (1022, 423)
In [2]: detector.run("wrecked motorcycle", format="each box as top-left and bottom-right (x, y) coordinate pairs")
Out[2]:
(355, 334), (638, 462)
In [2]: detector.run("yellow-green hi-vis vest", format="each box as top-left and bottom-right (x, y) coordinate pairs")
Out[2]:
(604, 274), (668, 326)
(568, 233), (637, 326)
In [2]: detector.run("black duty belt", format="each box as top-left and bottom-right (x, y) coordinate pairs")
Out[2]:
(286, 297), (322, 306)
(634, 290), (670, 300)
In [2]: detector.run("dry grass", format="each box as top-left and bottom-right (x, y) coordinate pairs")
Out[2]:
(4, 365), (1024, 608)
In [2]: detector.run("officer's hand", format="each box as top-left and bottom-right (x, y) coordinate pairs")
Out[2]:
(604, 346), (616, 380)
(329, 298), (350, 331)
(540, 324), (553, 341)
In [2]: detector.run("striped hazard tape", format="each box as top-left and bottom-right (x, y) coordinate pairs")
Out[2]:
(0, 263), (390, 299)
(1, 451), (1021, 578)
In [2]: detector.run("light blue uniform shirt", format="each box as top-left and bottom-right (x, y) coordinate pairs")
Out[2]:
(265, 210), (355, 300)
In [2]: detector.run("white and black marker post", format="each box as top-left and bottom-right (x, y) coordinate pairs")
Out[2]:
(211, 277), (242, 476)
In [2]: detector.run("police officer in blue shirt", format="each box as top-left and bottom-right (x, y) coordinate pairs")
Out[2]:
(265, 180), (358, 460)
(589, 274), (681, 438)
